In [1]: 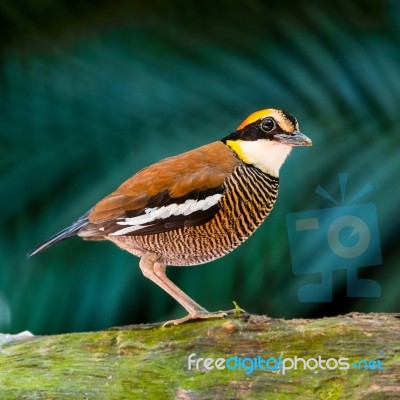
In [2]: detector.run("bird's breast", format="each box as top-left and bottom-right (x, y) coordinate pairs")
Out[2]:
(109, 165), (279, 266)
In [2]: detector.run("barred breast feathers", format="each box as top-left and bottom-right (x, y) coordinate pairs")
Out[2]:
(104, 164), (280, 266)
(79, 142), (241, 238)
(80, 158), (278, 243)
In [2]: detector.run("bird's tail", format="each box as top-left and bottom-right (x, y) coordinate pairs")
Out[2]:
(27, 211), (90, 258)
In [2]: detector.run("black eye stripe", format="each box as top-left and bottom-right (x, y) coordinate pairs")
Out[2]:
(221, 111), (298, 143)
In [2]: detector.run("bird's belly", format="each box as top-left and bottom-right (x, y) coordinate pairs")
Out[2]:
(108, 199), (275, 266)
(108, 166), (279, 266)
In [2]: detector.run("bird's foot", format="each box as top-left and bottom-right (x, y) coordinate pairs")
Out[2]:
(163, 310), (228, 327)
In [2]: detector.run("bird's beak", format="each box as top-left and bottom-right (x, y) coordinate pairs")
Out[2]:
(274, 131), (312, 146)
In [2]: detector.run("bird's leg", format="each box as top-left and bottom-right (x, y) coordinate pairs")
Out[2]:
(139, 253), (227, 326)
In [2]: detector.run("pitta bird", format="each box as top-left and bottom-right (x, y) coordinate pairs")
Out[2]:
(28, 108), (312, 325)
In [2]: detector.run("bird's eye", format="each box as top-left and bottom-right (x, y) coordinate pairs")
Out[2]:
(261, 117), (275, 132)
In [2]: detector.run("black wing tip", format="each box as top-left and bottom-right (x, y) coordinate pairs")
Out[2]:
(27, 240), (54, 258)
(26, 227), (74, 259)
(26, 248), (39, 259)
(26, 211), (90, 259)
(26, 249), (42, 259)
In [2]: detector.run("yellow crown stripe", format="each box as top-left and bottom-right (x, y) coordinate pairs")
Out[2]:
(237, 109), (273, 130)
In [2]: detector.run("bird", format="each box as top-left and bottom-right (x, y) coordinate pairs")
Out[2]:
(28, 108), (312, 325)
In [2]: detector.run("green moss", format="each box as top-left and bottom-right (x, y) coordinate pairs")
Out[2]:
(0, 313), (398, 399)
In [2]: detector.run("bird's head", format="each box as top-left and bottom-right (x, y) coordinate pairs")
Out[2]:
(222, 108), (312, 177)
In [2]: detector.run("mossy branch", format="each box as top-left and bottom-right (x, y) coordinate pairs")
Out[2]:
(0, 313), (399, 399)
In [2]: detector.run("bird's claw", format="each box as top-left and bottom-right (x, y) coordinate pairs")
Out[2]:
(162, 310), (228, 327)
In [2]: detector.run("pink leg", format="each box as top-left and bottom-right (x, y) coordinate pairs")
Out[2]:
(139, 253), (227, 325)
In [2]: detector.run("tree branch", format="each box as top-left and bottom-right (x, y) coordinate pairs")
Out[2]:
(0, 313), (399, 399)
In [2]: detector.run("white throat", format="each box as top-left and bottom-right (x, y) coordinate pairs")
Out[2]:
(236, 140), (292, 177)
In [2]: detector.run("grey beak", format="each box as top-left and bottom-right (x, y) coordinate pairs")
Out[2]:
(274, 131), (312, 146)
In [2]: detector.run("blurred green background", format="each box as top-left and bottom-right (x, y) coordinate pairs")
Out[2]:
(1, 0), (399, 335)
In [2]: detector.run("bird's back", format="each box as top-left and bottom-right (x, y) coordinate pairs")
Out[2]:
(77, 141), (279, 266)
(106, 163), (279, 266)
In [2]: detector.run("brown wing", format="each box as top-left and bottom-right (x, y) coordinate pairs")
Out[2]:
(81, 141), (240, 237)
